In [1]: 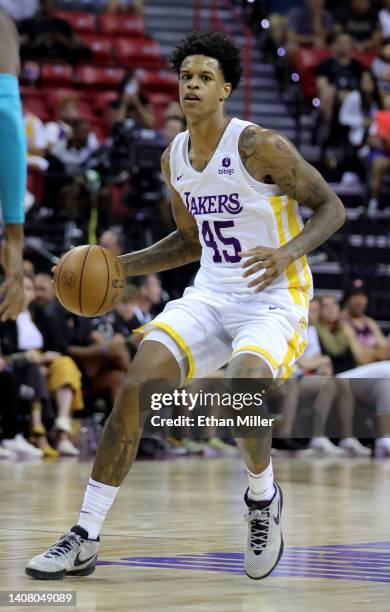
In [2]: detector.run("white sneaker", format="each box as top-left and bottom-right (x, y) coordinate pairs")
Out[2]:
(26, 525), (99, 580)
(0, 445), (14, 459)
(57, 438), (80, 456)
(374, 438), (390, 458)
(2, 435), (43, 457)
(339, 438), (371, 457)
(244, 483), (284, 579)
(309, 437), (347, 456)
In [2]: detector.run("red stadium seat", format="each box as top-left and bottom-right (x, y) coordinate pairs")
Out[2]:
(75, 65), (125, 89)
(148, 93), (175, 107)
(80, 35), (114, 66)
(93, 91), (119, 113)
(23, 99), (50, 122)
(113, 38), (164, 69)
(355, 50), (378, 69)
(137, 69), (177, 95)
(41, 63), (74, 87)
(54, 11), (96, 34)
(97, 14), (144, 38)
(294, 48), (331, 99)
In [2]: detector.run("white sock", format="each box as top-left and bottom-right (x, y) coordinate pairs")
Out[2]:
(247, 460), (274, 502)
(77, 478), (119, 540)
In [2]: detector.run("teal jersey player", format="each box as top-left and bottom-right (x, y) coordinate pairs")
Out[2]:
(0, 9), (27, 320)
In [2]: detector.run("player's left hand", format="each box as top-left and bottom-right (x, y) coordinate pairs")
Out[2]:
(239, 246), (292, 292)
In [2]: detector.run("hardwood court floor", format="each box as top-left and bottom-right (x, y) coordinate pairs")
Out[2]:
(0, 455), (389, 612)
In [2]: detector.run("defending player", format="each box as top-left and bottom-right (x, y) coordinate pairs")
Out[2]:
(26, 32), (345, 580)
(0, 10), (27, 320)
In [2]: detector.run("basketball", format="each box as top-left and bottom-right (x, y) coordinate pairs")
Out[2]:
(53, 245), (125, 317)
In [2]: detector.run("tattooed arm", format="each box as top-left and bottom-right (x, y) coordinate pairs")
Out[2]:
(238, 126), (345, 291)
(118, 144), (201, 278)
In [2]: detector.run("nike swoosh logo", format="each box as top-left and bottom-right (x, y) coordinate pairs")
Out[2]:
(176, 174), (183, 181)
(273, 499), (280, 525)
(269, 306), (278, 310)
(74, 552), (98, 567)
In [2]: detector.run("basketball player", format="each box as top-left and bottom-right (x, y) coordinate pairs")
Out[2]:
(26, 32), (345, 580)
(0, 10), (26, 320)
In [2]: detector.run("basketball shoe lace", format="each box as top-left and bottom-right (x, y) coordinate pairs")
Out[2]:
(245, 507), (270, 555)
(44, 533), (83, 559)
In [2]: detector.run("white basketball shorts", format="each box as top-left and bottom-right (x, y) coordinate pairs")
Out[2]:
(135, 285), (309, 385)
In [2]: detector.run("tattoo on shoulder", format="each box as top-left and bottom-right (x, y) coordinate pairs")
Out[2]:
(239, 126), (335, 208)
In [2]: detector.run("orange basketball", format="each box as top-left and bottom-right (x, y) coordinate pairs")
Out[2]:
(53, 245), (125, 317)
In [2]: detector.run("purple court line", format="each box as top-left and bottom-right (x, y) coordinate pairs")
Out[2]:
(119, 554), (390, 573)
(96, 561), (390, 582)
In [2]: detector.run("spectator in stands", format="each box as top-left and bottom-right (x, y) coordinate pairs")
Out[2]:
(0, 357), (44, 458)
(117, 72), (155, 129)
(98, 227), (126, 257)
(19, 0), (91, 63)
(24, 109), (48, 170)
(46, 94), (99, 152)
(342, 281), (390, 353)
(112, 284), (140, 358)
(367, 92), (390, 215)
(379, 0), (390, 40)
(131, 274), (164, 325)
(316, 33), (365, 127)
(339, 70), (381, 151)
(287, 0), (333, 51)
(50, 119), (99, 221)
(106, 0), (144, 17)
(372, 42), (390, 95)
(334, 0), (382, 51)
(275, 298), (369, 456)
(164, 101), (185, 122)
(317, 294), (389, 369)
(34, 272), (55, 308)
(162, 116), (186, 146)
(0, 0), (38, 21)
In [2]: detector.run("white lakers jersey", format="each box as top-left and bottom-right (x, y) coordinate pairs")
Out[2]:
(170, 118), (313, 308)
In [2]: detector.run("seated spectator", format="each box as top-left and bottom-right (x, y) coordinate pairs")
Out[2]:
(318, 294), (388, 368)
(275, 298), (370, 456)
(367, 93), (390, 215)
(162, 116), (186, 146)
(0, 357), (44, 458)
(339, 70), (381, 151)
(2, 273), (84, 455)
(379, 0), (390, 40)
(50, 118), (99, 221)
(46, 94), (99, 152)
(342, 281), (390, 353)
(24, 109), (48, 171)
(164, 101), (185, 123)
(106, 0), (144, 17)
(334, 0), (382, 51)
(287, 0), (333, 51)
(99, 227), (126, 257)
(372, 42), (390, 96)
(19, 0), (92, 64)
(117, 72), (155, 129)
(316, 33), (364, 128)
(132, 273), (164, 324)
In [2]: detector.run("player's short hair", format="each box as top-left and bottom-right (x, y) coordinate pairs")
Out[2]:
(169, 31), (243, 91)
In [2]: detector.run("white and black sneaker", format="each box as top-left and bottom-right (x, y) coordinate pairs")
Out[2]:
(244, 483), (283, 580)
(25, 525), (99, 580)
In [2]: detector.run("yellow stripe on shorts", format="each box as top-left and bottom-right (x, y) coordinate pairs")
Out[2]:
(233, 345), (279, 370)
(147, 321), (195, 383)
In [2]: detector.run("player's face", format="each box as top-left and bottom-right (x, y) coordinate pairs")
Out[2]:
(179, 55), (231, 118)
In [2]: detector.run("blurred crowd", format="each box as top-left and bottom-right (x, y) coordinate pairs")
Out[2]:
(0, 0), (389, 462)
(243, 0), (390, 216)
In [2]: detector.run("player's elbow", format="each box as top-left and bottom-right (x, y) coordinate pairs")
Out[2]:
(332, 197), (346, 230)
